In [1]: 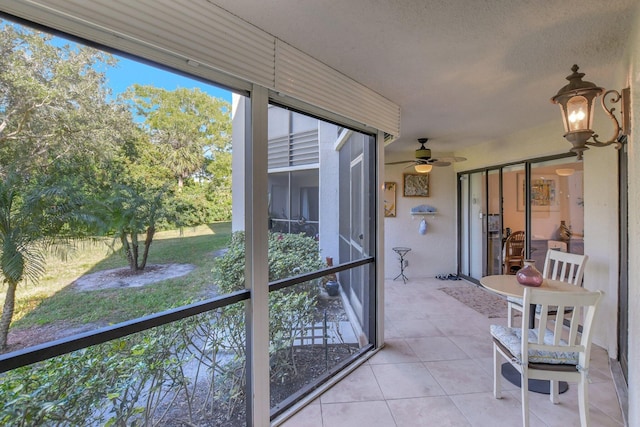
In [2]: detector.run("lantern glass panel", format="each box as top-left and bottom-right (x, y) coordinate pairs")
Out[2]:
(566, 96), (589, 132)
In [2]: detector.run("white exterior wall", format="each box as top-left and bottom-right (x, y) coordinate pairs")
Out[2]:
(625, 4), (640, 425)
(317, 122), (340, 261)
(231, 94), (247, 232)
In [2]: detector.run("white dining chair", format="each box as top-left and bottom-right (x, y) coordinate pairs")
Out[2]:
(507, 250), (588, 327)
(492, 287), (603, 427)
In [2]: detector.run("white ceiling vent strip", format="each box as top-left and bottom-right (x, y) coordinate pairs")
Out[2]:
(4, 0), (275, 89)
(275, 40), (400, 137)
(1, 0), (400, 137)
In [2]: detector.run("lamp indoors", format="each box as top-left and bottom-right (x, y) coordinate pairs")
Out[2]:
(550, 64), (629, 160)
(415, 163), (433, 173)
(555, 168), (575, 176)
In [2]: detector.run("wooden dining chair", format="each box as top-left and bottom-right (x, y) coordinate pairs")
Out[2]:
(492, 287), (603, 427)
(507, 250), (588, 327)
(503, 231), (525, 274)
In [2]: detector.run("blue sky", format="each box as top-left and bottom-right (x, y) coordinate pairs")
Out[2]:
(105, 55), (232, 102)
(1, 19), (233, 102)
(40, 27), (232, 102)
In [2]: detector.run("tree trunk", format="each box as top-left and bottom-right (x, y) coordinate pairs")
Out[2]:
(0, 281), (18, 350)
(120, 232), (136, 272)
(130, 231), (140, 271)
(140, 225), (155, 270)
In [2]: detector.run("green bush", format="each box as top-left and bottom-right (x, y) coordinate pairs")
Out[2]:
(0, 231), (325, 426)
(214, 231), (325, 382)
(0, 323), (187, 426)
(214, 231), (324, 292)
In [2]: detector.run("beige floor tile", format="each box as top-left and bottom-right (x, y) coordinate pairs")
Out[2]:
(470, 356), (520, 392)
(279, 402), (323, 427)
(386, 318), (443, 338)
(385, 307), (431, 321)
(405, 336), (468, 362)
(431, 316), (488, 337)
(425, 359), (494, 395)
(507, 388), (623, 427)
(387, 396), (471, 427)
(589, 381), (625, 424)
(448, 333), (494, 359)
(451, 392), (547, 427)
(321, 401), (397, 427)
(368, 339), (421, 365)
(371, 362), (446, 399)
(285, 279), (624, 427)
(319, 364), (384, 404)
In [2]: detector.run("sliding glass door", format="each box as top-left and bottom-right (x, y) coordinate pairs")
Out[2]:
(458, 157), (579, 282)
(460, 171), (485, 278)
(529, 159), (584, 268)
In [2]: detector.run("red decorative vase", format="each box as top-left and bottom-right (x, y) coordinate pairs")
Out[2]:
(516, 260), (543, 287)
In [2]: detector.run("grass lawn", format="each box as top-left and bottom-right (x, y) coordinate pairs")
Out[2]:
(4, 222), (233, 330)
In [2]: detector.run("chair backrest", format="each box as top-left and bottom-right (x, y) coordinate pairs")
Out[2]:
(521, 288), (603, 368)
(542, 250), (588, 286)
(504, 231), (525, 257)
(547, 240), (568, 252)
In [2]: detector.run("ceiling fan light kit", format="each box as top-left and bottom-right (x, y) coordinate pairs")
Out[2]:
(415, 164), (433, 173)
(385, 138), (467, 171)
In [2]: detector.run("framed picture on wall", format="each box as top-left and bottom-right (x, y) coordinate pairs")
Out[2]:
(517, 173), (560, 211)
(384, 182), (397, 217)
(403, 173), (429, 197)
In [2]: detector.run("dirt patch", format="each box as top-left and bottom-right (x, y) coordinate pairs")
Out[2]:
(4, 263), (196, 354)
(72, 263), (196, 291)
(5, 321), (107, 353)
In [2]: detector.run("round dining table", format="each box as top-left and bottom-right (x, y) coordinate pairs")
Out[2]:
(480, 274), (586, 300)
(479, 274), (587, 394)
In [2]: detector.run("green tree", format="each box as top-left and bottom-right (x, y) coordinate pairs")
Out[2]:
(125, 85), (232, 189)
(97, 182), (169, 272)
(0, 174), (87, 349)
(0, 21), (127, 180)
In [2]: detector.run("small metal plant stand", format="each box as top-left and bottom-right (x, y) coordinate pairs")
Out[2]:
(392, 247), (411, 283)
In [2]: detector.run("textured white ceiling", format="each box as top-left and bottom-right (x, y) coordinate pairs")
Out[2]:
(210, 0), (636, 154)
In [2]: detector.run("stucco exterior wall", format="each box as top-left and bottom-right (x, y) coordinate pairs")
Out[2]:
(624, 4), (640, 425)
(383, 161), (457, 279)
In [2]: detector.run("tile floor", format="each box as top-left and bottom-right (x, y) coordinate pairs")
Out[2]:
(279, 277), (624, 427)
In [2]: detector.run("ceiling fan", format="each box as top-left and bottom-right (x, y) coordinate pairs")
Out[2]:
(385, 138), (467, 172)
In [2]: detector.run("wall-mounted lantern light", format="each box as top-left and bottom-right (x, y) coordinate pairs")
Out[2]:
(550, 64), (629, 160)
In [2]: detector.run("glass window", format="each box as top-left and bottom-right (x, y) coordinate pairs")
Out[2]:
(1, 18), (249, 426)
(268, 169), (319, 238)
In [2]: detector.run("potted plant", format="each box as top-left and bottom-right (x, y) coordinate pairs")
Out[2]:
(323, 257), (340, 297)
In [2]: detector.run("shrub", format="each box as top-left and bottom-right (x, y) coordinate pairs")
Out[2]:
(213, 231), (325, 383)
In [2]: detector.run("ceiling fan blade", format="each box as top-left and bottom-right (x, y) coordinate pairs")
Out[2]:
(385, 160), (416, 165)
(432, 160), (452, 167)
(436, 156), (467, 163)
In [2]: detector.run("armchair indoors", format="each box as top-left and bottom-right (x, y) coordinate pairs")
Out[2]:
(503, 230), (525, 274)
(491, 287), (603, 427)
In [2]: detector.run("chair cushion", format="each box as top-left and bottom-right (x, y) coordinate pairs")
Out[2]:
(490, 324), (578, 365)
